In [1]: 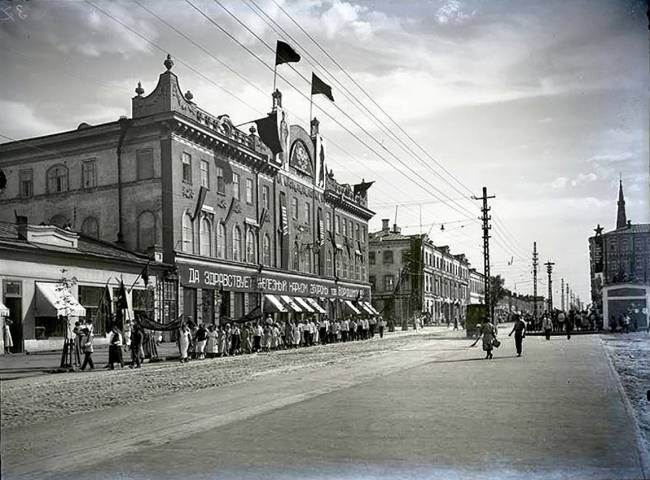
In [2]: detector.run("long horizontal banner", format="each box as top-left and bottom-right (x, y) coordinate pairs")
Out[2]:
(178, 263), (370, 300)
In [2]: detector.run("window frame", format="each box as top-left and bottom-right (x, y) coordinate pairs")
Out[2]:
(200, 159), (210, 189)
(19, 168), (33, 198)
(81, 159), (97, 189)
(245, 178), (254, 204)
(182, 152), (192, 184)
(232, 172), (240, 200)
(46, 165), (69, 194)
(136, 148), (154, 181)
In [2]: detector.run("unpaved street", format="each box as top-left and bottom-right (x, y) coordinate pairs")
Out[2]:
(2, 328), (648, 480)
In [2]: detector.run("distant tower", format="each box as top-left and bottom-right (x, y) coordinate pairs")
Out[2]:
(616, 177), (627, 229)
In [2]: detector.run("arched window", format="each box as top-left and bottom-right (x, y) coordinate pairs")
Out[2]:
(216, 222), (226, 259)
(49, 214), (69, 228)
(81, 216), (99, 238)
(182, 213), (194, 253)
(246, 229), (256, 263)
(232, 226), (242, 261)
(326, 250), (333, 277)
(262, 234), (271, 266)
(46, 165), (69, 193)
(200, 218), (212, 256)
(137, 211), (156, 251)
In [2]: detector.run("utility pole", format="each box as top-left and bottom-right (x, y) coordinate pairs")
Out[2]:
(473, 187), (496, 324)
(545, 261), (555, 312)
(560, 278), (565, 311)
(532, 242), (539, 321)
(566, 283), (570, 311)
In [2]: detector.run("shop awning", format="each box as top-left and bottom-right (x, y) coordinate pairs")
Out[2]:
(344, 300), (361, 315)
(0, 301), (9, 317)
(264, 294), (288, 313)
(306, 297), (327, 314)
(363, 301), (379, 315)
(35, 282), (86, 317)
(357, 302), (374, 315)
(293, 297), (315, 313)
(280, 295), (303, 313)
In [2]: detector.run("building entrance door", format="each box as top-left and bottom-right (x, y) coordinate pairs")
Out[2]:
(4, 280), (23, 353)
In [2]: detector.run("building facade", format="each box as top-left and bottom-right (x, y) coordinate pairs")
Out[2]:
(588, 180), (649, 328)
(468, 268), (485, 305)
(369, 220), (471, 325)
(0, 56), (375, 331)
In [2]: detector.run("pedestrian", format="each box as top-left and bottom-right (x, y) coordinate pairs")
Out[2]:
(241, 323), (251, 354)
(72, 321), (83, 367)
(123, 319), (132, 353)
(508, 315), (527, 357)
(369, 315), (377, 338)
(542, 314), (553, 340)
(80, 327), (94, 371)
(557, 310), (566, 333)
(3, 318), (14, 354)
(263, 323), (272, 352)
(292, 320), (301, 348)
(206, 324), (218, 358)
(341, 317), (349, 342)
(195, 323), (208, 359)
(378, 316), (386, 338)
(471, 321), (498, 359)
(130, 325), (143, 368)
(319, 317), (329, 345)
(622, 313), (631, 334)
(566, 311), (575, 340)
(453, 317), (459, 331)
(178, 324), (191, 363)
(253, 322), (263, 352)
(107, 325), (124, 369)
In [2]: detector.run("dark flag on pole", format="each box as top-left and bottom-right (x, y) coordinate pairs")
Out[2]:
(311, 73), (334, 101)
(254, 111), (283, 155)
(275, 40), (301, 65)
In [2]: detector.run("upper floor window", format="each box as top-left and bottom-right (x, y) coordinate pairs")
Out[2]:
(383, 250), (394, 264)
(262, 185), (270, 209)
(216, 167), (225, 194)
(182, 152), (192, 183)
(384, 275), (395, 291)
(401, 250), (409, 264)
(369, 251), (376, 265)
(245, 178), (254, 204)
(232, 226), (242, 261)
(304, 202), (311, 224)
(137, 211), (156, 251)
(216, 222), (226, 259)
(343, 219), (348, 237)
(82, 160), (97, 189)
(47, 165), (68, 194)
(335, 215), (340, 234)
(200, 160), (209, 189)
(246, 229), (256, 262)
(200, 218), (212, 256)
(182, 213), (194, 253)
(326, 250), (333, 276)
(327, 212), (332, 232)
(232, 172), (240, 200)
(262, 234), (271, 266)
(291, 197), (299, 220)
(19, 169), (33, 198)
(355, 224), (359, 241)
(137, 148), (154, 180)
(369, 275), (376, 291)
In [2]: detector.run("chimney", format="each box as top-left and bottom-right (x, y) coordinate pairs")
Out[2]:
(16, 215), (28, 239)
(381, 218), (390, 232)
(392, 223), (401, 234)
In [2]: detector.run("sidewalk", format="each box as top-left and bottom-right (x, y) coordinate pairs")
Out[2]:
(0, 325), (465, 381)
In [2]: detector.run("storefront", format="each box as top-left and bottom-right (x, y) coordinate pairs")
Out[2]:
(602, 284), (649, 330)
(176, 260), (372, 325)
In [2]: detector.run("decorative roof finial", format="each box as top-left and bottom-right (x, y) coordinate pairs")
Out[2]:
(135, 81), (144, 96)
(249, 125), (257, 135)
(164, 54), (174, 71)
(184, 90), (194, 101)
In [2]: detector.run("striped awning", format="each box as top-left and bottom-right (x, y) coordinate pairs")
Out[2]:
(306, 297), (327, 314)
(0, 301), (9, 317)
(358, 302), (374, 315)
(280, 295), (303, 313)
(264, 294), (288, 313)
(293, 297), (315, 313)
(344, 300), (361, 315)
(35, 282), (86, 317)
(363, 301), (379, 315)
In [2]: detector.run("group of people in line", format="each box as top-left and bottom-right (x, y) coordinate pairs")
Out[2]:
(72, 319), (160, 371)
(175, 315), (388, 363)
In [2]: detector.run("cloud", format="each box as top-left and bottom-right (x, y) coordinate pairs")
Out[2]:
(587, 152), (635, 163)
(0, 99), (60, 140)
(435, 0), (476, 25)
(550, 177), (569, 189)
(570, 172), (597, 187)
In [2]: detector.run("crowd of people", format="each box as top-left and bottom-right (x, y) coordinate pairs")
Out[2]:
(175, 315), (388, 363)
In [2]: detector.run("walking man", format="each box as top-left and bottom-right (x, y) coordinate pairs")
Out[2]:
(508, 315), (527, 357)
(80, 327), (94, 371)
(542, 314), (553, 340)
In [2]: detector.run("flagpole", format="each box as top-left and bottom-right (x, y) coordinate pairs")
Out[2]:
(128, 259), (152, 293)
(309, 93), (314, 125)
(272, 63), (278, 108)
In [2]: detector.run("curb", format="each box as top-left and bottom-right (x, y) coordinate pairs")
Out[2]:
(601, 336), (650, 479)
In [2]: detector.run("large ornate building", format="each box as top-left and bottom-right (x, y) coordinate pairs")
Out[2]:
(588, 180), (649, 329)
(0, 56), (375, 338)
(368, 219), (472, 324)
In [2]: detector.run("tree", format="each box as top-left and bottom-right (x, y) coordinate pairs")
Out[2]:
(489, 275), (506, 321)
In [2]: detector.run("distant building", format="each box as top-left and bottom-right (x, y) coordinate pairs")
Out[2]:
(468, 268), (485, 305)
(369, 219), (471, 325)
(588, 179), (649, 329)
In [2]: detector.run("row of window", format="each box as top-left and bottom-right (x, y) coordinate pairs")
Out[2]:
(368, 274), (468, 298)
(368, 248), (468, 278)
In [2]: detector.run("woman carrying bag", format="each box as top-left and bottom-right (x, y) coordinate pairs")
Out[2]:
(471, 321), (499, 359)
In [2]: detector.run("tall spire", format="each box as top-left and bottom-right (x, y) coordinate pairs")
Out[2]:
(616, 175), (627, 229)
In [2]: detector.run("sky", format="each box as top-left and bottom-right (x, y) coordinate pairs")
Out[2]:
(1, 0), (648, 303)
